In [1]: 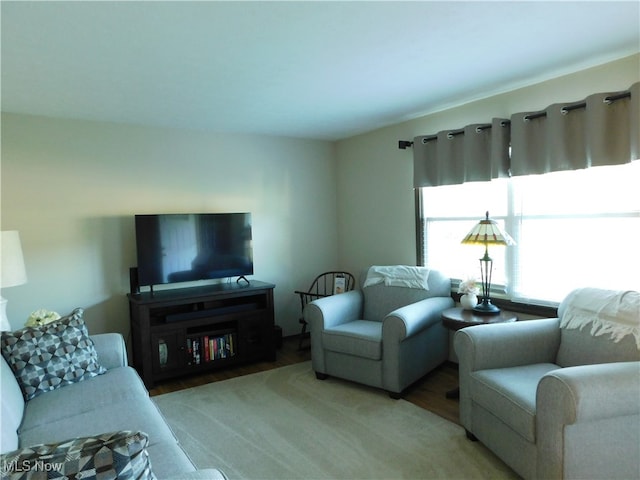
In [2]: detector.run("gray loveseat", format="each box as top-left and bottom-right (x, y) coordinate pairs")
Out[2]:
(454, 287), (640, 479)
(1, 327), (226, 479)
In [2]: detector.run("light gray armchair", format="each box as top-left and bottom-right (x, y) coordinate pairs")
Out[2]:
(305, 267), (454, 398)
(454, 287), (640, 479)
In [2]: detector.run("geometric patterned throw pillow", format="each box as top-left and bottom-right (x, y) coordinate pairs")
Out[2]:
(0, 308), (106, 401)
(0, 430), (157, 480)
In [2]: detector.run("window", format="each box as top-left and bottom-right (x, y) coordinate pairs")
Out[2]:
(418, 160), (640, 304)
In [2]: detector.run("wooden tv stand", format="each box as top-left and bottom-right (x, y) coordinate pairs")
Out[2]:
(128, 280), (276, 389)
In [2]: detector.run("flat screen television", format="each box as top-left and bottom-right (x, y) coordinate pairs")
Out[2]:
(134, 213), (253, 287)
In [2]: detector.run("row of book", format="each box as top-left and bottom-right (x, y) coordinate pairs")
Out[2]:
(187, 332), (237, 365)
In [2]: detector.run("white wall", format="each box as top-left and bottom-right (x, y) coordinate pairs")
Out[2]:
(335, 54), (640, 278)
(1, 114), (338, 337)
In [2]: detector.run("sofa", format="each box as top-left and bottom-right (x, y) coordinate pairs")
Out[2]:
(306, 266), (454, 397)
(454, 287), (640, 479)
(0, 311), (226, 479)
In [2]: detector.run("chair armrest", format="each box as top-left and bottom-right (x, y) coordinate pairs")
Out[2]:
(91, 333), (128, 369)
(536, 361), (640, 479)
(304, 290), (363, 331)
(295, 290), (327, 312)
(538, 361), (640, 424)
(306, 290), (363, 375)
(383, 297), (455, 342)
(295, 290), (327, 299)
(454, 317), (560, 372)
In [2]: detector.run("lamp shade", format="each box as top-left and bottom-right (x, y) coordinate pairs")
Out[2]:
(1, 231), (28, 288)
(461, 211), (515, 247)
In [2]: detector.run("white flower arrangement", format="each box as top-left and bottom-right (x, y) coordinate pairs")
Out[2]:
(26, 309), (61, 327)
(457, 277), (480, 295)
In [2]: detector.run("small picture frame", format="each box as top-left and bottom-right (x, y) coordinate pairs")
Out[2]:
(334, 274), (346, 294)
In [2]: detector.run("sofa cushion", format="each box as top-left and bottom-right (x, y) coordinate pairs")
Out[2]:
(20, 395), (194, 479)
(0, 310), (106, 400)
(19, 366), (148, 433)
(322, 320), (383, 360)
(0, 430), (156, 480)
(20, 393), (176, 449)
(19, 383), (196, 479)
(470, 363), (559, 442)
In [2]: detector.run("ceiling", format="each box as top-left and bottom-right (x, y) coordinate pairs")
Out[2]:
(2, 1), (639, 141)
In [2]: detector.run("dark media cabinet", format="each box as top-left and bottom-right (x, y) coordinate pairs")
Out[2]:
(128, 280), (276, 389)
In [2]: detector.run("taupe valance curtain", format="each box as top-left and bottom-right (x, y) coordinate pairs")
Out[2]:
(510, 82), (639, 176)
(413, 117), (510, 187)
(413, 82), (639, 187)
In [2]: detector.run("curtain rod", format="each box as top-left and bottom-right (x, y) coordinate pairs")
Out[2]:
(604, 91), (631, 104)
(524, 90), (632, 121)
(525, 104), (586, 120)
(399, 88), (631, 148)
(399, 121), (506, 148)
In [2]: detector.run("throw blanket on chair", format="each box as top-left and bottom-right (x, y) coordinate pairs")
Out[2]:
(363, 265), (430, 290)
(560, 287), (640, 349)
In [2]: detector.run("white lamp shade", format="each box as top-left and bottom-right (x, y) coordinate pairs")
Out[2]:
(1, 231), (28, 288)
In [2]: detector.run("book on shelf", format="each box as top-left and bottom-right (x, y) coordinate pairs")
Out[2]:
(187, 331), (237, 364)
(193, 338), (201, 365)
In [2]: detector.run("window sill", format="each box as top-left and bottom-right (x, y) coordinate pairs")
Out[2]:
(452, 293), (558, 318)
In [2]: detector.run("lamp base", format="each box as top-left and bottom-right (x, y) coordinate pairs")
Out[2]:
(472, 299), (501, 315)
(0, 296), (12, 331)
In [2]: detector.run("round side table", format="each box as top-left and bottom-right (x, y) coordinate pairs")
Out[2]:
(442, 307), (518, 398)
(442, 307), (518, 331)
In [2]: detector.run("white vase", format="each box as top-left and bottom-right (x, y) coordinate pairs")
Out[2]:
(460, 294), (478, 310)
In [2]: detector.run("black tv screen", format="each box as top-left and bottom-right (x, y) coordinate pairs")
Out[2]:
(134, 213), (253, 287)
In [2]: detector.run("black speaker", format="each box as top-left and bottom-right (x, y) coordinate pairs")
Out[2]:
(129, 267), (140, 294)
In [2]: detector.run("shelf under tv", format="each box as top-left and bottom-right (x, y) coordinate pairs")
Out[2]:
(128, 280), (276, 389)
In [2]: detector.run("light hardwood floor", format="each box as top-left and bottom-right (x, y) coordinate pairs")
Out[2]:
(148, 335), (461, 426)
